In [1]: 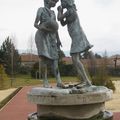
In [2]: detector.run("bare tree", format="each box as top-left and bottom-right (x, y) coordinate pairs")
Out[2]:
(27, 34), (37, 61)
(27, 34), (36, 53)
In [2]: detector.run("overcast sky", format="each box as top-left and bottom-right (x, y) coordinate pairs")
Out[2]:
(0, 0), (120, 56)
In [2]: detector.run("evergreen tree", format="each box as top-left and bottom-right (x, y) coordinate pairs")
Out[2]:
(0, 37), (21, 75)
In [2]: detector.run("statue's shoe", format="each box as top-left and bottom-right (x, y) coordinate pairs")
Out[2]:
(57, 83), (65, 89)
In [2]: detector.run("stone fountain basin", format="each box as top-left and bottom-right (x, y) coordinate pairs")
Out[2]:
(27, 86), (112, 105)
(27, 86), (113, 119)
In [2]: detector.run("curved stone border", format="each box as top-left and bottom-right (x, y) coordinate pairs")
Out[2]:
(0, 87), (22, 109)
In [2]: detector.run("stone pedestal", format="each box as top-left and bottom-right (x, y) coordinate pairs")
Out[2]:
(27, 86), (113, 120)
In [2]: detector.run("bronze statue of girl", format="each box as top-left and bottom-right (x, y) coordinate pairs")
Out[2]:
(34, 0), (64, 88)
(57, 0), (93, 86)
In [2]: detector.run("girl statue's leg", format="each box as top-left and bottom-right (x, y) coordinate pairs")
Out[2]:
(72, 53), (92, 86)
(43, 63), (49, 87)
(41, 59), (49, 88)
(53, 60), (64, 87)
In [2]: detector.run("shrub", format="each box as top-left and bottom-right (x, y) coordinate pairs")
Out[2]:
(0, 64), (10, 90)
(91, 57), (115, 91)
(108, 67), (120, 77)
(19, 66), (31, 74)
(31, 62), (39, 79)
(59, 61), (77, 76)
(31, 62), (54, 79)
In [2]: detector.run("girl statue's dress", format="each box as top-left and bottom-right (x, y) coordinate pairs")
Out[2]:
(35, 7), (59, 60)
(63, 6), (92, 55)
(34, 0), (64, 88)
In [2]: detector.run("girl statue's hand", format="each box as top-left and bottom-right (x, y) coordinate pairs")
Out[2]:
(57, 6), (63, 12)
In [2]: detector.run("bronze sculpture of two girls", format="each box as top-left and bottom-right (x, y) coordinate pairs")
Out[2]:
(34, 0), (93, 88)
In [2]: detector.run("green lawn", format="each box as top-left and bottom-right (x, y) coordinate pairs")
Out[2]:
(110, 77), (120, 81)
(1, 74), (120, 89)
(11, 75), (79, 88)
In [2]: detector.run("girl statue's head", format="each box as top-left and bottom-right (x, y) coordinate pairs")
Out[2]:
(61, 0), (74, 8)
(44, 0), (59, 8)
(44, 0), (48, 7)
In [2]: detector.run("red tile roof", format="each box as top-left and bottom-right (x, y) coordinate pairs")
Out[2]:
(20, 54), (120, 67)
(20, 53), (39, 62)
